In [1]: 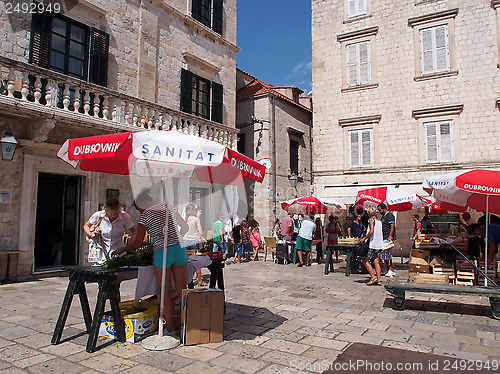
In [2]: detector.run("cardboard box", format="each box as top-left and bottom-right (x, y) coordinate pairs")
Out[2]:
(99, 300), (158, 343)
(181, 289), (224, 346)
(408, 263), (430, 274)
(410, 249), (431, 261)
(409, 256), (429, 266)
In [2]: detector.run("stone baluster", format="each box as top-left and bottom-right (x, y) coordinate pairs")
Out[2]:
(156, 113), (163, 130)
(207, 126), (213, 141)
(83, 90), (91, 115)
(182, 120), (189, 134)
(188, 123), (195, 136)
(7, 69), (16, 97)
(147, 109), (155, 129)
(171, 117), (178, 131)
(45, 80), (58, 107)
(140, 106), (147, 129)
(231, 133), (238, 149)
(62, 85), (71, 110)
(117, 100), (125, 124)
(124, 101), (132, 125)
(200, 124), (208, 139)
(21, 71), (29, 100)
(102, 96), (109, 120)
(73, 89), (81, 113)
(33, 76), (42, 104)
(111, 98), (119, 122)
(132, 105), (139, 127)
(92, 93), (100, 117)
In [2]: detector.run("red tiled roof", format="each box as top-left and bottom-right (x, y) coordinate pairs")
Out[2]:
(236, 70), (312, 113)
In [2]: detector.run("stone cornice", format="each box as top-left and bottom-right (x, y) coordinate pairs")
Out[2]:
(338, 115), (382, 127)
(182, 52), (220, 73)
(412, 105), (464, 119)
(408, 8), (459, 27)
(337, 26), (379, 43)
(493, 0), (500, 9)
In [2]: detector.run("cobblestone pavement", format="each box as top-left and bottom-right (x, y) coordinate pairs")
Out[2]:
(0, 259), (498, 373)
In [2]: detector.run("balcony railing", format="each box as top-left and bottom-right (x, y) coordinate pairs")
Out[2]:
(0, 56), (237, 148)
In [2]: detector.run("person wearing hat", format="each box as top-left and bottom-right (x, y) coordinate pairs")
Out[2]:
(296, 211), (317, 267)
(291, 214), (301, 241)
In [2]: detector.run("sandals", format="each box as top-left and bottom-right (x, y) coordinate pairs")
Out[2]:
(198, 281), (208, 287)
(367, 279), (381, 286)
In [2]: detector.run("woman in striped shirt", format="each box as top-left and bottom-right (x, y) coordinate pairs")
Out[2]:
(113, 190), (188, 335)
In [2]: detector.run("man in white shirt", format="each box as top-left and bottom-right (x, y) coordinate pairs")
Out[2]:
(296, 211), (317, 267)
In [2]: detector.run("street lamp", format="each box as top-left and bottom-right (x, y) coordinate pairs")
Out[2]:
(289, 172), (298, 188)
(0, 130), (17, 161)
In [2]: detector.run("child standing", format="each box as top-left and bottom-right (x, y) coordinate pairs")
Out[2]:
(250, 227), (263, 261)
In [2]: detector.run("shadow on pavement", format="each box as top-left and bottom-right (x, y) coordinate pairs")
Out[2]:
(223, 302), (287, 340)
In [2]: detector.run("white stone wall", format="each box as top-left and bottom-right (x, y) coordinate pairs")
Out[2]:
(237, 94), (312, 235)
(312, 0), (500, 252)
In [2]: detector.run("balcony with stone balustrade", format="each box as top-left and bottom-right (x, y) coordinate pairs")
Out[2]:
(0, 55), (238, 148)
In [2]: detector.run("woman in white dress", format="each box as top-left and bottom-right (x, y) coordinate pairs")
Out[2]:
(360, 207), (383, 285)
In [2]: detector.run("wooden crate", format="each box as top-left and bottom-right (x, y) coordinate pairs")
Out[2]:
(413, 273), (450, 284)
(337, 238), (360, 245)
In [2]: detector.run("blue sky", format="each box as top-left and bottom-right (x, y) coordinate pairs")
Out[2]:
(236, 0), (312, 95)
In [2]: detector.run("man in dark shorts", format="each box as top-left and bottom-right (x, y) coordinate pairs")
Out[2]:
(231, 222), (244, 263)
(295, 211), (317, 267)
(377, 203), (396, 277)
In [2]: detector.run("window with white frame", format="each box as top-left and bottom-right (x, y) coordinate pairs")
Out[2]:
(347, 0), (367, 18)
(349, 129), (373, 167)
(346, 41), (371, 87)
(424, 120), (454, 163)
(420, 24), (450, 75)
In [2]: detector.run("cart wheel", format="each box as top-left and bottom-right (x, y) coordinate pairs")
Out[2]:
(393, 297), (405, 310)
(492, 309), (500, 320)
(284, 259), (288, 265)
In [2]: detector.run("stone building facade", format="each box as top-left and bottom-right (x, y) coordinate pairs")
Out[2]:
(0, 0), (239, 278)
(236, 69), (313, 235)
(312, 0), (500, 250)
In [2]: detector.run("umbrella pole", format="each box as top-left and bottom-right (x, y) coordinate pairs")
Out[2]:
(484, 196), (489, 287)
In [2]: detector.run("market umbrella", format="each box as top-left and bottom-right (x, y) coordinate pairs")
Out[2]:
(281, 196), (346, 215)
(427, 201), (448, 215)
(57, 130), (266, 349)
(423, 169), (500, 285)
(354, 186), (430, 212)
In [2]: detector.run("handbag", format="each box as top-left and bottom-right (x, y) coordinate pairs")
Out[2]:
(87, 212), (107, 263)
(355, 240), (369, 257)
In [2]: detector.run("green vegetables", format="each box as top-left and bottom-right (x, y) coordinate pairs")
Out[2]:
(100, 251), (153, 268)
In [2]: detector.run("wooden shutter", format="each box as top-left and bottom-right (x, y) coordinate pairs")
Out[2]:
(420, 28), (434, 74)
(211, 81), (223, 123)
(435, 25), (450, 72)
(346, 43), (358, 86)
(349, 131), (360, 167)
(361, 130), (372, 166)
(359, 41), (371, 85)
(192, 0), (201, 21)
(29, 9), (53, 68)
(180, 68), (193, 113)
(89, 28), (109, 87)
(425, 123), (438, 162)
(439, 121), (453, 161)
(213, 0), (223, 34)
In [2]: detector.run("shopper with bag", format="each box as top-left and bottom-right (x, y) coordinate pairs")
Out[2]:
(183, 203), (207, 286)
(360, 207), (383, 285)
(83, 198), (136, 265)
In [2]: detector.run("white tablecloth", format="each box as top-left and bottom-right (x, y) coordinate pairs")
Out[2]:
(135, 255), (212, 299)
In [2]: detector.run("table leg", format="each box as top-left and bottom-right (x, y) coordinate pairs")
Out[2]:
(86, 278), (109, 353)
(345, 248), (353, 276)
(217, 263), (224, 291)
(51, 273), (78, 345)
(107, 278), (126, 343)
(208, 262), (219, 289)
(77, 281), (92, 332)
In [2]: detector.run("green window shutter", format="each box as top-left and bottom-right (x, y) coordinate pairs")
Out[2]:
(180, 68), (193, 113)
(211, 81), (223, 123)
(213, 0), (223, 35)
(89, 27), (109, 87)
(29, 8), (53, 68)
(192, 0), (201, 21)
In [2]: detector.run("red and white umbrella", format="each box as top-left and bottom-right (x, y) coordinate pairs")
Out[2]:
(354, 186), (430, 212)
(57, 130), (265, 185)
(57, 130), (266, 347)
(427, 201), (448, 215)
(281, 196), (345, 215)
(423, 170), (500, 215)
(423, 169), (500, 286)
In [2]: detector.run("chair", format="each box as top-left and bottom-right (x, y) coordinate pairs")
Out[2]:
(263, 236), (277, 262)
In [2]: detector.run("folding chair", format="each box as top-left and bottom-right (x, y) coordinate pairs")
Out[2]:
(264, 236), (277, 262)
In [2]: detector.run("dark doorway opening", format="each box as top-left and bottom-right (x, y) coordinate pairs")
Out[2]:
(34, 173), (81, 270)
